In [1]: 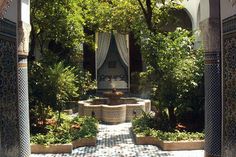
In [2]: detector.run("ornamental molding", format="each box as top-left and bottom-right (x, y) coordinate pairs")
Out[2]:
(229, 0), (236, 6)
(0, 0), (12, 18)
(17, 21), (31, 56)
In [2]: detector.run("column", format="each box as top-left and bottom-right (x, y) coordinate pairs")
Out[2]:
(200, 18), (222, 157)
(17, 3), (31, 156)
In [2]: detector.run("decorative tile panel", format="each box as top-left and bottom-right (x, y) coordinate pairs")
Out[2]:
(0, 19), (19, 157)
(223, 14), (236, 156)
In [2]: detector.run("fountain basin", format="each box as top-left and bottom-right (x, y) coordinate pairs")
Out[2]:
(78, 98), (151, 124)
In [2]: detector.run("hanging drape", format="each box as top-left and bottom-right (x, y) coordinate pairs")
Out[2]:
(96, 32), (112, 69)
(114, 33), (129, 66)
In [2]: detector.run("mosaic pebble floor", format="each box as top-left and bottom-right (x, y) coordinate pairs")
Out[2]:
(31, 123), (204, 157)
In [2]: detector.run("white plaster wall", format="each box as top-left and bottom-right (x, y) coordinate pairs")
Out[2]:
(182, 0), (201, 30)
(21, 0), (30, 23)
(4, 0), (17, 23)
(221, 0), (236, 20)
(200, 0), (210, 21)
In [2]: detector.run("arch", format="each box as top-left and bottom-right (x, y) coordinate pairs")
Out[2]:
(182, 7), (194, 29)
(162, 8), (193, 32)
(197, 3), (201, 27)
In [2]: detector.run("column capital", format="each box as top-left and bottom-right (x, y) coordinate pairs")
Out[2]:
(17, 21), (31, 57)
(199, 17), (221, 52)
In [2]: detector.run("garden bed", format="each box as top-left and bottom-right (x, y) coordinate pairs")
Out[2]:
(134, 133), (204, 151)
(31, 115), (98, 154)
(72, 137), (96, 148)
(31, 137), (96, 154)
(31, 143), (73, 154)
(132, 113), (205, 151)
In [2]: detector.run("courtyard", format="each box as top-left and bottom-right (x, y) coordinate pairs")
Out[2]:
(31, 123), (204, 157)
(1, 0), (236, 157)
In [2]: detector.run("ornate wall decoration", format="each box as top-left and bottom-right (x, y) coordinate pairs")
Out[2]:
(0, 19), (19, 156)
(223, 14), (236, 157)
(0, 0), (12, 18)
(229, 0), (236, 6)
(17, 21), (31, 56)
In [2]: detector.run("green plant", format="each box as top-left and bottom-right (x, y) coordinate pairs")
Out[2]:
(43, 61), (79, 123)
(70, 116), (98, 140)
(30, 114), (98, 145)
(139, 28), (204, 128)
(132, 115), (204, 141)
(30, 105), (55, 134)
(31, 121), (72, 145)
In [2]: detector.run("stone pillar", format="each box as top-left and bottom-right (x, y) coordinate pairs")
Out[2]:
(200, 18), (222, 157)
(17, 20), (31, 157)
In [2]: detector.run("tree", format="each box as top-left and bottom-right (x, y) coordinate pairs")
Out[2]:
(30, 0), (85, 58)
(140, 28), (204, 128)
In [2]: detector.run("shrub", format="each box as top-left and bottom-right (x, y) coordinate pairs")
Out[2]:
(132, 114), (204, 141)
(29, 51), (96, 130)
(140, 28), (204, 128)
(70, 116), (98, 140)
(30, 115), (98, 145)
(31, 114), (98, 145)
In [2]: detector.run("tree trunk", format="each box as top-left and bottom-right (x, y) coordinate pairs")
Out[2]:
(168, 104), (176, 129)
(29, 26), (36, 61)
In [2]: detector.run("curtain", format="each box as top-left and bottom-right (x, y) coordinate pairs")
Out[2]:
(114, 33), (129, 66)
(96, 32), (111, 69)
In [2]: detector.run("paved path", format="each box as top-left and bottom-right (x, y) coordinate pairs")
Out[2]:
(32, 123), (204, 157)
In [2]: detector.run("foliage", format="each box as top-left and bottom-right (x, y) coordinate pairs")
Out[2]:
(30, 0), (84, 52)
(29, 51), (96, 105)
(70, 116), (98, 140)
(139, 28), (204, 127)
(30, 105), (55, 134)
(132, 111), (171, 131)
(29, 60), (79, 113)
(31, 113), (72, 145)
(29, 51), (96, 130)
(79, 0), (182, 33)
(132, 115), (204, 141)
(31, 115), (98, 145)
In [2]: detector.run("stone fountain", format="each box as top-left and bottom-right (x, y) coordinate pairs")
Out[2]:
(103, 88), (124, 105)
(78, 89), (151, 124)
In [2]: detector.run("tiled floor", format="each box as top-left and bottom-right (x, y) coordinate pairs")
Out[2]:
(31, 123), (204, 157)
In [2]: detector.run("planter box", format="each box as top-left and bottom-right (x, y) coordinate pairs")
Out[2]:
(159, 140), (204, 151)
(31, 144), (73, 154)
(72, 137), (96, 148)
(135, 136), (160, 146)
(31, 137), (96, 154)
(134, 132), (204, 151)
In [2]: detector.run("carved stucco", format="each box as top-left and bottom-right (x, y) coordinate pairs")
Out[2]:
(0, 0), (12, 18)
(229, 0), (236, 6)
(199, 18), (221, 52)
(17, 21), (31, 56)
